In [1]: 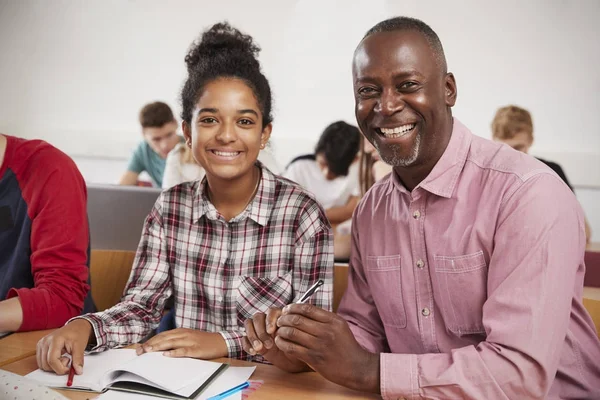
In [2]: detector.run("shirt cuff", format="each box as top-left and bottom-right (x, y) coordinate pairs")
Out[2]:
(380, 352), (419, 400)
(219, 330), (244, 359)
(67, 314), (108, 353)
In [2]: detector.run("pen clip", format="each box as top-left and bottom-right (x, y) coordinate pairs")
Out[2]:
(296, 279), (324, 304)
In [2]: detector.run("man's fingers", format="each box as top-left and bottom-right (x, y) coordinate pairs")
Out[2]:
(276, 326), (320, 350)
(265, 308), (283, 335)
(244, 318), (263, 353)
(274, 335), (309, 361)
(241, 336), (257, 356)
(251, 313), (274, 350)
(276, 312), (329, 337)
(281, 303), (334, 323)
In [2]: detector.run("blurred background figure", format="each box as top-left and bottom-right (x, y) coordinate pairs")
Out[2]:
(119, 102), (182, 187)
(283, 121), (361, 225)
(492, 105), (592, 242)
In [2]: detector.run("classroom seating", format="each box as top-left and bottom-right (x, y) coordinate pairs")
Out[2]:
(584, 251), (600, 288)
(89, 250), (136, 311)
(583, 298), (600, 338)
(333, 263), (349, 312)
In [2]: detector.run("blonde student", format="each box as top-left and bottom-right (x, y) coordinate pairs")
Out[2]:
(36, 22), (333, 375)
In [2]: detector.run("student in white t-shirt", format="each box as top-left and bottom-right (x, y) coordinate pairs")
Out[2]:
(283, 121), (361, 225)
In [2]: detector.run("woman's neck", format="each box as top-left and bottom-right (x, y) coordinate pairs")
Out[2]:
(206, 165), (260, 221)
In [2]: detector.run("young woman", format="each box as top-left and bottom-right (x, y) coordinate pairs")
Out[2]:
(36, 22), (333, 375)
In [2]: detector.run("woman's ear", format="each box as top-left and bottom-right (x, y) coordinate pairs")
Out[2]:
(260, 123), (273, 149)
(182, 121), (192, 147)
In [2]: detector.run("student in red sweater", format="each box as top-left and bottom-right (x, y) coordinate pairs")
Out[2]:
(0, 134), (92, 333)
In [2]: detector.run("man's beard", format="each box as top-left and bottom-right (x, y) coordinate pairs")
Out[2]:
(374, 133), (421, 167)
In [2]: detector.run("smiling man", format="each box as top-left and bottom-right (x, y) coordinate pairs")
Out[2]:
(243, 16), (600, 399)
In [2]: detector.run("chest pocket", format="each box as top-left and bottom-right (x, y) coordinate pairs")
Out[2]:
(366, 255), (406, 328)
(236, 272), (293, 326)
(433, 251), (487, 336)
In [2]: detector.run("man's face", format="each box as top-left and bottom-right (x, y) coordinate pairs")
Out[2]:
(143, 120), (179, 159)
(353, 30), (456, 169)
(495, 131), (532, 154)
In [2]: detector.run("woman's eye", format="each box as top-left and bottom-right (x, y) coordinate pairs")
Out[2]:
(200, 117), (216, 123)
(238, 118), (254, 125)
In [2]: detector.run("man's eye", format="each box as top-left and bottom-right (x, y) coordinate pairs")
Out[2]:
(400, 82), (417, 89)
(358, 87), (377, 95)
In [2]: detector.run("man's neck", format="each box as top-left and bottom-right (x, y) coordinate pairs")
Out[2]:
(0, 135), (7, 170)
(206, 166), (260, 221)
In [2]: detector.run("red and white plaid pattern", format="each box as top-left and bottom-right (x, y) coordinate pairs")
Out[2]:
(77, 163), (333, 361)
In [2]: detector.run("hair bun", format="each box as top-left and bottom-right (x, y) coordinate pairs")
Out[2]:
(184, 22), (261, 73)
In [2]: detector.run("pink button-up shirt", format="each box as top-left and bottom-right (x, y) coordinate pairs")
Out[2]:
(338, 119), (600, 399)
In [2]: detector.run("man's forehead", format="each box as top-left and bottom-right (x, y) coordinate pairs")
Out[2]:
(353, 30), (434, 74)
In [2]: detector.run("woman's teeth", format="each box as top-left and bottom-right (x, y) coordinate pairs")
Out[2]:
(379, 123), (416, 138)
(213, 150), (240, 157)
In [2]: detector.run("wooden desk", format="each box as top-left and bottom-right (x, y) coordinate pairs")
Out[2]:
(587, 242), (600, 252)
(0, 329), (51, 367)
(2, 355), (379, 400)
(583, 286), (600, 301)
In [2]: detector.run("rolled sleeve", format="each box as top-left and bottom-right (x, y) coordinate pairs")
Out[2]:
(219, 330), (245, 359)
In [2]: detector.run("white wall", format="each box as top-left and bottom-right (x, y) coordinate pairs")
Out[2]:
(0, 0), (599, 238)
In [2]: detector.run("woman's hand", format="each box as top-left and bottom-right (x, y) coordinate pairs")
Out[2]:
(137, 328), (228, 359)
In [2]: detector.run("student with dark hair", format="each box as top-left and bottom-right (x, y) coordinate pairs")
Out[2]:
(119, 101), (182, 187)
(0, 134), (92, 333)
(284, 121), (361, 224)
(36, 22), (332, 375)
(244, 16), (600, 398)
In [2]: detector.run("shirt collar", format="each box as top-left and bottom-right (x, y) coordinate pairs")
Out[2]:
(387, 118), (472, 199)
(192, 161), (274, 226)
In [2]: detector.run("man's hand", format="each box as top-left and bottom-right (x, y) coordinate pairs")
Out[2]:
(242, 308), (309, 373)
(137, 328), (228, 359)
(275, 303), (380, 393)
(36, 319), (93, 375)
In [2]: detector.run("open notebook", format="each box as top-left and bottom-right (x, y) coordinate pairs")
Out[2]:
(25, 349), (253, 400)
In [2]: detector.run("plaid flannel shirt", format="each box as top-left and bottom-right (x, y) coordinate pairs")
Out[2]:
(75, 163), (333, 361)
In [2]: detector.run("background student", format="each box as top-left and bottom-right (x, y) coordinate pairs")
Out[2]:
(492, 104), (592, 243)
(36, 22), (332, 376)
(283, 121), (361, 225)
(118, 101), (182, 187)
(0, 133), (93, 333)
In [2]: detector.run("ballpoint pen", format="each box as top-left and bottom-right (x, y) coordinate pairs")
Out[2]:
(296, 279), (324, 304)
(207, 381), (250, 400)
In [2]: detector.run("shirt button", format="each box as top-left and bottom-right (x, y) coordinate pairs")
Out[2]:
(416, 259), (425, 269)
(217, 296), (223, 302)
(398, 397), (407, 400)
(422, 307), (430, 317)
(412, 210), (421, 219)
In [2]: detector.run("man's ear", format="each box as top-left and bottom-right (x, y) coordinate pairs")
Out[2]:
(444, 72), (457, 107)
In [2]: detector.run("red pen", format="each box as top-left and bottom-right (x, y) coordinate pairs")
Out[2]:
(66, 363), (76, 387)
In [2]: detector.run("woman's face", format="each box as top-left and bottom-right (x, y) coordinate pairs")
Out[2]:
(183, 78), (271, 182)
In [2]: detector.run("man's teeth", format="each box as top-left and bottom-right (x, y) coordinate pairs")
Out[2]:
(380, 124), (415, 137)
(213, 151), (239, 157)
